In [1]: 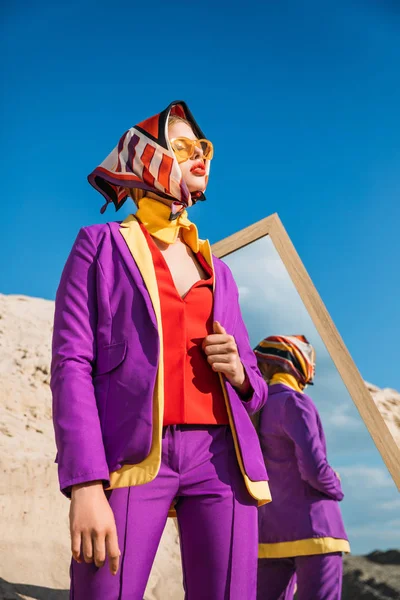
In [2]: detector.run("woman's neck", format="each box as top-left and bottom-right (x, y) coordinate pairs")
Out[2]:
(151, 230), (186, 251)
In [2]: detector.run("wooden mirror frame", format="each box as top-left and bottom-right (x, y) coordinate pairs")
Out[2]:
(211, 213), (400, 490)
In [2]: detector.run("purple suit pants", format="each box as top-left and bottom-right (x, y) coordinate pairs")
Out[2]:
(257, 553), (343, 600)
(70, 425), (258, 600)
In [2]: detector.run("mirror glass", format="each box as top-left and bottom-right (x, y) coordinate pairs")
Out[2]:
(223, 234), (400, 554)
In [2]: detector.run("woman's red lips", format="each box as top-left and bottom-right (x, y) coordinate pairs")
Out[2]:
(190, 161), (206, 175)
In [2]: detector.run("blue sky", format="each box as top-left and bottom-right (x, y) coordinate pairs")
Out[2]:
(2, 1), (399, 394)
(1, 0), (399, 552)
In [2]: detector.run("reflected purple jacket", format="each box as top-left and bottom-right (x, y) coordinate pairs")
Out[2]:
(258, 384), (348, 545)
(51, 222), (269, 498)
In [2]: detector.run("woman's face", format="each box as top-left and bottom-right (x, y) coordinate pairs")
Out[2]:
(168, 121), (207, 205)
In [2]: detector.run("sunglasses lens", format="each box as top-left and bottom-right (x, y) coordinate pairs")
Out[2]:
(200, 140), (214, 160)
(171, 138), (214, 161)
(171, 138), (192, 160)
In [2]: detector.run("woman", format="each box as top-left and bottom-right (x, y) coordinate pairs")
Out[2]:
(51, 100), (271, 600)
(253, 335), (350, 600)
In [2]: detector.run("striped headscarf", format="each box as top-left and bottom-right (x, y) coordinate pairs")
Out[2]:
(88, 100), (210, 215)
(254, 335), (316, 386)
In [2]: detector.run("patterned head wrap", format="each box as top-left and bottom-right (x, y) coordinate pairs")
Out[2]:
(88, 100), (210, 216)
(254, 335), (316, 386)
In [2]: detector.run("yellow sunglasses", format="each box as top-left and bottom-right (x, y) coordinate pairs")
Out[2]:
(170, 137), (214, 163)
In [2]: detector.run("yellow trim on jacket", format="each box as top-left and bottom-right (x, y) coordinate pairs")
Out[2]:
(108, 215), (164, 488)
(259, 537), (350, 558)
(219, 375), (271, 507)
(108, 214), (271, 508)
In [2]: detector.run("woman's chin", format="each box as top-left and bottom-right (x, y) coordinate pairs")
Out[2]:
(186, 177), (207, 194)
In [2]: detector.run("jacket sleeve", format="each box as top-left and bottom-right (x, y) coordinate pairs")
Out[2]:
(282, 393), (344, 501)
(51, 227), (110, 496)
(231, 286), (269, 416)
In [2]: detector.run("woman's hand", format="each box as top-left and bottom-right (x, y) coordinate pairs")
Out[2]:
(70, 481), (120, 576)
(203, 321), (250, 395)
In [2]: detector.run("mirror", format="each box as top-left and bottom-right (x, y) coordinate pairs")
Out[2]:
(213, 214), (400, 554)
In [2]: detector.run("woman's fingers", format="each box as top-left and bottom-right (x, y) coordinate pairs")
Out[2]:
(82, 530), (94, 563)
(207, 354), (231, 365)
(202, 333), (231, 350)
(213, 321), (226, 335)
(93, 530), (107, 568)
(211, 362), (233, 375)
(69, 482), (116, 571)
(203, 334), (237, 355)
(72, 527), (117, 571)
(204, 342), (236, 356)
(71, 529), (82, 563)
(106, 529), (121, 576)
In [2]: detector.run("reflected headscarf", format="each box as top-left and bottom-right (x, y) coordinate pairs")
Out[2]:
(87, 100), (210, 216)
(254, 335), (315, 386)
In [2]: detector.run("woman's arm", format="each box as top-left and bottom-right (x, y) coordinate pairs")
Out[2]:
(51, 226), (121, 575)
(51, 227), (109, 496)
(282, 393), (344, 501)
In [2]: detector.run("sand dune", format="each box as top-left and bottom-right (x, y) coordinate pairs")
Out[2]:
(365, 382), (400, 448)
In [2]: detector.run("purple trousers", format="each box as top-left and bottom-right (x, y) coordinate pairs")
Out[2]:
(257, 553), (343, 600)
(70, 425), (258, 600)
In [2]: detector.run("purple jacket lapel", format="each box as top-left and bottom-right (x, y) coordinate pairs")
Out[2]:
(108, 221), (158, 331)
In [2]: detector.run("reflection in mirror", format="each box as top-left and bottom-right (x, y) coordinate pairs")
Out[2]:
(223, 235), (399, 554)
(366, 383), (400, 450)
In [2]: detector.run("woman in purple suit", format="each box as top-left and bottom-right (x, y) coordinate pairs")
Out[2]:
(253, 335), (350, 600)
(51, 100), (271, 599)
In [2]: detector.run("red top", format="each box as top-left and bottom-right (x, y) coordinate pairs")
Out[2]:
(140, 224), (229, 425)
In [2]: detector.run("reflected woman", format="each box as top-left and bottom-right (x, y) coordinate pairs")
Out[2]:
(51, 100), (271, 599)
(253, 335), (350, 600)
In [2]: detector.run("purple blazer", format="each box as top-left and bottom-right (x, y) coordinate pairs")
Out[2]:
(258, 384), (348, 544)
(51, 223), (269, 495)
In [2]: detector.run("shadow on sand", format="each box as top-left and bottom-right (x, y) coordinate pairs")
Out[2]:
(0, 578), (69, 600)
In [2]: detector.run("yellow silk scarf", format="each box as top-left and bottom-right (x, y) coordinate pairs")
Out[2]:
(135, 196), (200, 253)
(269, 372), (304, 393)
